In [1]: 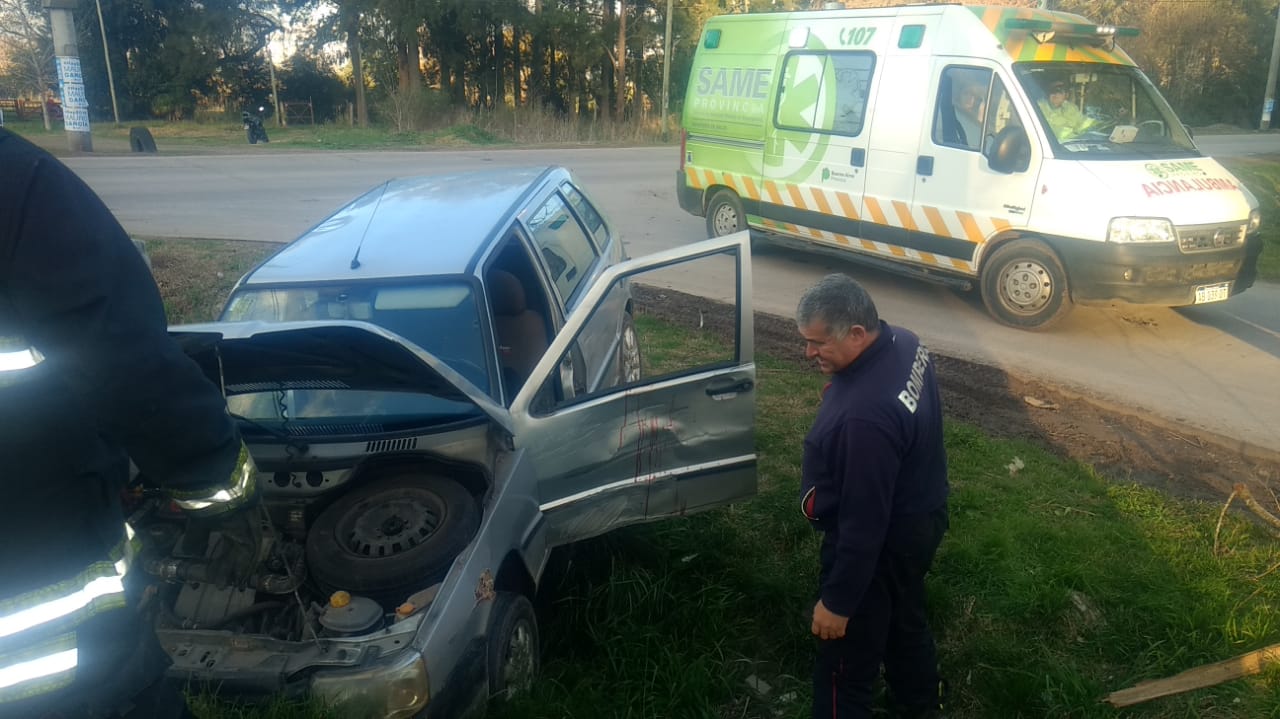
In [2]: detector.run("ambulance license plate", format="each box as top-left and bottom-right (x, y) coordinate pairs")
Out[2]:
(1194, 282), (1231, 304)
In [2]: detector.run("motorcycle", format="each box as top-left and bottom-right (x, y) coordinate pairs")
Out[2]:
(242, 106), (269, 144)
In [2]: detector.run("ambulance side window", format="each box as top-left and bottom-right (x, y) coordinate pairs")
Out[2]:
(932, 66), (992, 152)
(775, 51), (875, 137)
(983, 76), (1024, 143)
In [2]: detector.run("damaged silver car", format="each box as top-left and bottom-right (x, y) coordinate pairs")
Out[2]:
(131, 167), (757, 717)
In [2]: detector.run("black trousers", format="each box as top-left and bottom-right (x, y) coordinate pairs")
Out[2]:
(812, 505), (949, 719)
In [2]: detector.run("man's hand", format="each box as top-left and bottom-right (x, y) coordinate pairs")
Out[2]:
(811, 598), (848, 640)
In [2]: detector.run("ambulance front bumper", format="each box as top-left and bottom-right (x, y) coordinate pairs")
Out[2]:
(1050, 237), (1249, 307)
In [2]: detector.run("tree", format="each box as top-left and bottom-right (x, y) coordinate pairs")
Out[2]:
(0, 0), (55, 128)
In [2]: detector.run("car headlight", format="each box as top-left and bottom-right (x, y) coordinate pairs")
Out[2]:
(1248, 208), (1262, 235)
(1107, 217), (1175, 244)
(310, 648), (429, 719)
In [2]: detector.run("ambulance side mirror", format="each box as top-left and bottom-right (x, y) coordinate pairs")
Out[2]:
(988, 126), (1031, 174)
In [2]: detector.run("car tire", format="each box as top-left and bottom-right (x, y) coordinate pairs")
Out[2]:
(306, 472), (480, 604)
(705, 189), (746, 238)
(980, 238), (1072, 330)
(616, 312), (642, 386)
(486, 592), (539, 703)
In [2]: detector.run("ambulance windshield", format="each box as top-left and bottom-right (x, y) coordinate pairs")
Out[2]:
(1015, 63), (1197, 159)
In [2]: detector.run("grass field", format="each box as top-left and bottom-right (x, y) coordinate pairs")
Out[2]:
(147, 239), (1280, 719)
(1220, 156), (1280, 282)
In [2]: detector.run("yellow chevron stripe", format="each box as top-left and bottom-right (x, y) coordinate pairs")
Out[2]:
(835, 192), (860, 220)
(809, 187), (834, 216)
(891, 201), (918, 232)
(703, 169), (717, 187)
(764, 181), (784, 205)
(864, 197), (889, 226)
(922, 206), (951, 238)
(685, 167), (700, 189)
(742, 176), (761, 201)
(786, 184), (807, 209)
(991, 218), (1012, 233)
(956, 211), (985, 244)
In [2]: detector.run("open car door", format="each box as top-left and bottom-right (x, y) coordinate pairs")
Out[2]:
(511, 233), (756, 547)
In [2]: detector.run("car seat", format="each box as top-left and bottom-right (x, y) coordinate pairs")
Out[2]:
(489, 269), (549, 396)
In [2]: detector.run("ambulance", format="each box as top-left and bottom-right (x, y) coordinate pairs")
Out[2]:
(676, 4), (1264, 329)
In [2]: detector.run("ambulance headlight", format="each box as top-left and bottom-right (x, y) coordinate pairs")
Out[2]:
(1248, 208), (1261, 235)
(1107, 217), (1175, 244)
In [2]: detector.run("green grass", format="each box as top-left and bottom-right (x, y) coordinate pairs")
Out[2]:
(147, 241), (1280, 718)
(485, 320), (1280, 718)
(1220, 155), (1280, 282)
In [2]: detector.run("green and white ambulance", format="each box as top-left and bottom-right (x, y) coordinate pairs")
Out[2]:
(676, 4), (1263, 329)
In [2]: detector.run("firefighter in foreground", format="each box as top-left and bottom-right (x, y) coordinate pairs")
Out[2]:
(796, 274), (950, 719)
(0, 128), (262, 718)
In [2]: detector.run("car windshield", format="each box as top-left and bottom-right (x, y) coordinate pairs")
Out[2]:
(220, 281), (491, 431)
(1015, 63), (1198, 160)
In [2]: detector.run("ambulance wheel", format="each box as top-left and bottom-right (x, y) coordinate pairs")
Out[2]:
(980, 239), (1072, 330)
(705, 189), (746, 238)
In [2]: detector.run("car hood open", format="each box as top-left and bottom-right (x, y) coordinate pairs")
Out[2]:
(170, 320), (513, 435)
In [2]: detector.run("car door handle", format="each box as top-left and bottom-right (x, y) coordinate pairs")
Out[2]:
(705, 378), (754, 399)
(917, 155), (934, 176)
(850, 148), (866, 167)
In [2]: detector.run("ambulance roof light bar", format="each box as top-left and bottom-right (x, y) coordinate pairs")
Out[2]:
(1004, 18), (1139, 49)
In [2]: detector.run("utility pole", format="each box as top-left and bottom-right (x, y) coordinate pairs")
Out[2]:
(661, 0), (673, 138)
(1262, 4), (1280, 130)
(267, 44), (282, 127)
(93, 0), (119, 126)
(42, 0), (91, 152)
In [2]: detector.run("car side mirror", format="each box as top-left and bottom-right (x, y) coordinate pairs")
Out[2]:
(988, 125), (1031, 174)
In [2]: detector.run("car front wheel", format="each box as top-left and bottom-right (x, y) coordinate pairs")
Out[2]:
(487, 592), (539, 702)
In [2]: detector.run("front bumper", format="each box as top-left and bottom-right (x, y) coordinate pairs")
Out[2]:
(1047, 236), (1247, 306)
(1234, 232), (1264, 295)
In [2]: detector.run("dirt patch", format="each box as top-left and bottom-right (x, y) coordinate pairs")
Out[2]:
(634, 285), (1279, 504)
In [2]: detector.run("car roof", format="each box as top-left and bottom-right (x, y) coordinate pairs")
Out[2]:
(239, 166), (564, 285)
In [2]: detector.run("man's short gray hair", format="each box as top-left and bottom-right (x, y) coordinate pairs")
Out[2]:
(795, 273), (879, 339)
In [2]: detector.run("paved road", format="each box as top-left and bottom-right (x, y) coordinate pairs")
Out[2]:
(63, 137), (1280, 452)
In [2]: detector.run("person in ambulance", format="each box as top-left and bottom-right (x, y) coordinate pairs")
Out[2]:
(1037, 77), (1098, 142)
(952, 76), (987, 150)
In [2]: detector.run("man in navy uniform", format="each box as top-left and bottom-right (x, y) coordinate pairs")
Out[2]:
(0, 128), (261, 718)
(796, 273), (949, 719)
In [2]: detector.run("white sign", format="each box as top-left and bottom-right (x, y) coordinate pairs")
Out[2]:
(55, 56), (83, 85)
(62, 107), (90, 133)
(1267, 99), (1276, 114)
(62, 84), (88, 109)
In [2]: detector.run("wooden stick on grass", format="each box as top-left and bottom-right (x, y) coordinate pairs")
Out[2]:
(1105, 643), (1280, 707)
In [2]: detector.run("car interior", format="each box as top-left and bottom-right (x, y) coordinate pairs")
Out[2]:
(487, 239), (555, 404)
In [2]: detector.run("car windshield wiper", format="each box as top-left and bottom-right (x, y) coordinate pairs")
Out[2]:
(230, 412), (310, 456)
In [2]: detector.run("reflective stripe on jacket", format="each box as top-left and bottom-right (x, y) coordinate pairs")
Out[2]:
(0, 336), (43, 388)
(0, 524), (136, 703)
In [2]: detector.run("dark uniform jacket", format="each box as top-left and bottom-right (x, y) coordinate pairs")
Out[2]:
(0, 128), (240, 708)
(799, 322), (949, 616)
